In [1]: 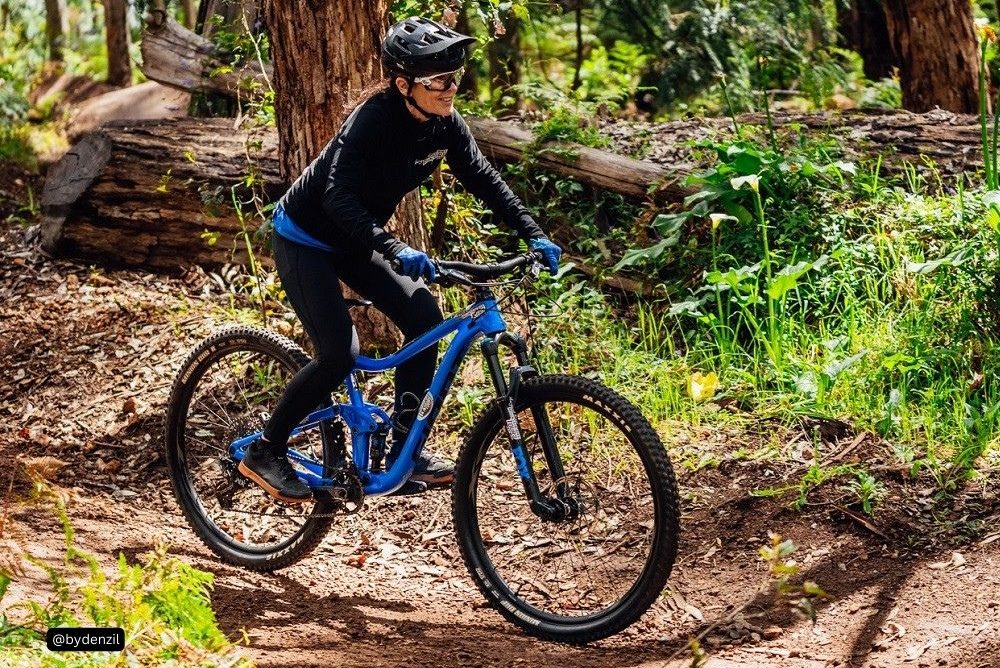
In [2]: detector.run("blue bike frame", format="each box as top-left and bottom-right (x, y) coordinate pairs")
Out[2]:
(228, 298), (508, 496)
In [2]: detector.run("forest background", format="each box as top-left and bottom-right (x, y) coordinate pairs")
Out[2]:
(2, 0), (1000, 666)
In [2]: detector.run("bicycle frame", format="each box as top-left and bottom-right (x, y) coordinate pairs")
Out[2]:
(229, 296), (508, 496)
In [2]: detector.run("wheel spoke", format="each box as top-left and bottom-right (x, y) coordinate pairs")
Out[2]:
(457, 377), (678, 641)
(169, 329), (336, 563)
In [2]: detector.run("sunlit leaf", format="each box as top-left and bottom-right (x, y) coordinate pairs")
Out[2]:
(823, 350), (866, 379)
(687, 371), (720, 402)
(730, 174), (760, 192)
(905, 246), (975, 274)
(767, 260), (810, 299)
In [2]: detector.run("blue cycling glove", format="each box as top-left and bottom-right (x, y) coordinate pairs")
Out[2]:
(529, 237), (562, 275)
(393, 246), (437, 282)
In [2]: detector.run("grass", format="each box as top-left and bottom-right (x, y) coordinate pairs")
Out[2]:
(498, 125), (1000, 500)
(0, 486), (252, 667)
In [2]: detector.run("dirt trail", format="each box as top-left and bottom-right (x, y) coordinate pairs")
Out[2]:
(2, 207), (999, 668)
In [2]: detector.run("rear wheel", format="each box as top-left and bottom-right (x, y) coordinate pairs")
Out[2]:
(453, 374), (679, 643)
(164, 325), (339, 571)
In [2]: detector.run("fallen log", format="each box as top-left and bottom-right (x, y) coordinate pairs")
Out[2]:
(465, 118), (687, 200)
(40, 118), (281, 270)
(599, 107), (986, 180)
(68, 81), (191, 141)
(46, 13), (991, 284)
(140, 11), (990, 203)
(138, 13), (687, 201)
(140, 10), (270, 99)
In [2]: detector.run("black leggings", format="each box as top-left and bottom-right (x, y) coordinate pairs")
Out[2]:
(263, 234), (443, 451)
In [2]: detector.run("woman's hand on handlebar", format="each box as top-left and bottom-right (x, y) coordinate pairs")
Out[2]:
(529, 237), (561, 275)
(392, 246), (437, 282)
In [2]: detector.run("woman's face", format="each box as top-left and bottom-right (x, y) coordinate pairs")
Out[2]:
(396, 74), (457, 119)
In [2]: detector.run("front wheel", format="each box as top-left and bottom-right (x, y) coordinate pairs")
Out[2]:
(453, 374), (680, 643)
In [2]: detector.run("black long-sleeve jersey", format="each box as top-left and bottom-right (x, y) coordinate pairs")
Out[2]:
(279, 88), (544, 257)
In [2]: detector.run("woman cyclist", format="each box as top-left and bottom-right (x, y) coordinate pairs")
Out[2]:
(238, 16), (562, 502)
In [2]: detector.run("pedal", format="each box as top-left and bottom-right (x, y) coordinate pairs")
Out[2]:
(387, 479), (429, 496)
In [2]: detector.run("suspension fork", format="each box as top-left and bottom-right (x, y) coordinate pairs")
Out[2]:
(481, 334), (569, 519)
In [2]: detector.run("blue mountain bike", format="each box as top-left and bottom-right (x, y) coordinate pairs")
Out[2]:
(164, 252), (679, 642)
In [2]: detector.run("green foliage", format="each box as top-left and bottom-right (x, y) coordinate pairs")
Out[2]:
(389, 0), (530, 32)
(605, 127), (1000, 490)
(0, 493), (251, 667)
(0, 125), (38, 170)
(843, 470), (888, 515)
(526, 100), (609, 150)
(758, 532), (827, 622)
(591, 0), (887, 115)
(574, 41), (652, 108)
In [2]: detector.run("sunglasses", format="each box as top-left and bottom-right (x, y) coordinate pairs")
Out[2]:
(413, 67), (465, 91)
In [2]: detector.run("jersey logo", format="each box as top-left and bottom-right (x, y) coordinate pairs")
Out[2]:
(415, 149), (447, 167)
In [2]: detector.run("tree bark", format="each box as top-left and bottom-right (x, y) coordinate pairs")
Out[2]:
(262, 0), (432, 349)
(837, 0), (896, 81)
(44, 0), (67, 62)
(103, 0), (131, 86)
(467, 118), (687, 200)
(487, 13), (521, 108)
(180, 0), (197, 30)
(882, 0), (979, 113)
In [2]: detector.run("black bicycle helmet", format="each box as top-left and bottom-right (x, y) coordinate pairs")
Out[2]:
(381, 16), (476, 77)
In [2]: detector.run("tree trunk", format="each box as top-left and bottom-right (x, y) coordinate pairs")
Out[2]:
(487, 13), (521, 108)
(44, 0), (67, 62)
(180, 0), (197, 29)
(882, 0), (979, 113)
(837, 0), (896, 81)
(263, 0), (431, 350)
(102, 0), (131, 86)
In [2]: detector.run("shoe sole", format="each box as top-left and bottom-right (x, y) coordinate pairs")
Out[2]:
(237, 460), (312, 504)
(409, 472), (454, 487)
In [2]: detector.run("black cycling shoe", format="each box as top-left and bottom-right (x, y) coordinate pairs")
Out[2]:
(237, 439), (313, 504)
(389, 396), (454, 489)
(386, 449), (455, 488)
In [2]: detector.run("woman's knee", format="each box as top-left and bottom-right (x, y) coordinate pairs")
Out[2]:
(402, 289), (443, 337)
(312, 327), (359, 380)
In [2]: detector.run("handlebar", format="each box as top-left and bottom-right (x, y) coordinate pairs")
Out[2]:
(391, 251), (543, 287)
(435, 251), (542, 286)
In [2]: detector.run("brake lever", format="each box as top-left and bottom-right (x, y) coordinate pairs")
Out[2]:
(434, 267), (472, 287)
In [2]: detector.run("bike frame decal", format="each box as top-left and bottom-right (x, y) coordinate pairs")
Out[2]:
(416, 391), (434, 420)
